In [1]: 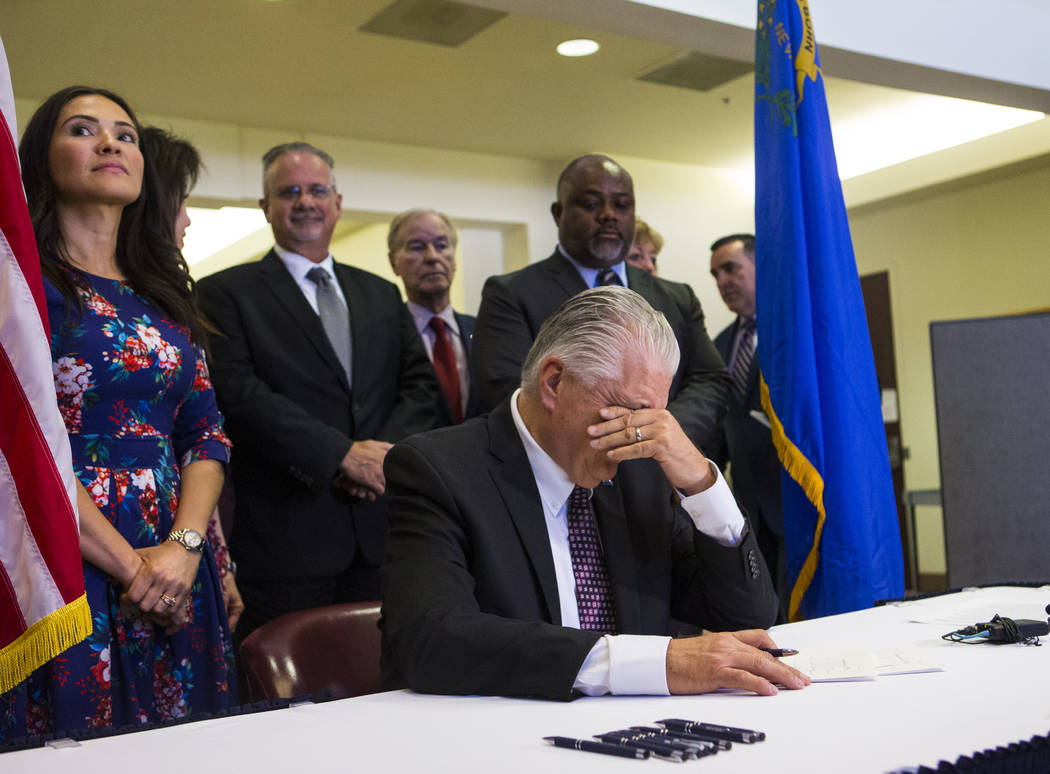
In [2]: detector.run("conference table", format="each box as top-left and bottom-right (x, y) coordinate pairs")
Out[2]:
(3, 586), (1047, 773)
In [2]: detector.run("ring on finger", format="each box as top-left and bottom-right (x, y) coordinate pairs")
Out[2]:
(635, 427), (643, 442)
(161, 594), (177, 608)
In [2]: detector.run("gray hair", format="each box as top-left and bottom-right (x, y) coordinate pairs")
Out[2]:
(261, 142), (337, 195)
(520, 286), (679, 393)
(387, 209), (458, 252)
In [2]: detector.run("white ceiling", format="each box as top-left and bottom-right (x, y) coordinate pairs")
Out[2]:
(6, 0), (1048, 203)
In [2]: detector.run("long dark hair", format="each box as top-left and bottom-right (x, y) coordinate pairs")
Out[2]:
(139, 126), (202, 235)
(18, 85), (207, 346)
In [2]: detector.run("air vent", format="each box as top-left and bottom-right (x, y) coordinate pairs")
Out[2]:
(637, 51), (752, 93)
(359, 0), (507, 47)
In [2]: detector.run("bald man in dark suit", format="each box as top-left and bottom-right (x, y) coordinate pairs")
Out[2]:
(471, 154), (729, 456)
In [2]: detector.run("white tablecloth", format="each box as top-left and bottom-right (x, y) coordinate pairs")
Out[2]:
(3, 586), (1048, 773)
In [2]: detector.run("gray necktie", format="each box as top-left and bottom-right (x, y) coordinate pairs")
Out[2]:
(594, 268), (623, 287)
(306, 266), (352, 385)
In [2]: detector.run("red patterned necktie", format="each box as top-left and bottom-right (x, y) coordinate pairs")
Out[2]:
(566, 485), (618, 633)
(429, 316), (463, 423)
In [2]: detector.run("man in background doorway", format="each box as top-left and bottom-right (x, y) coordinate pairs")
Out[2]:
(708, 233), (786, 620)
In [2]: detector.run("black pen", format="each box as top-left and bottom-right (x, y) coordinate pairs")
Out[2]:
(629, 726), (724, 754)
(596, 732), (686, 761)
(544, 736), (649, 760)
(658, 718), (766, 743)
(623, 728), (714, 758)
(760, 647), (799, 657)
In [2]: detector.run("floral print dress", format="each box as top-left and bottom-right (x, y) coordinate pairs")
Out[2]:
(1, 269), (236, 737)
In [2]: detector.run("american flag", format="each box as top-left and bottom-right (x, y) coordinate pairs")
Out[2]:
(0, 36), (90, 693)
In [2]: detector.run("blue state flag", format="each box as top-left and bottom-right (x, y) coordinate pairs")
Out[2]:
(753, 0), (904, 619)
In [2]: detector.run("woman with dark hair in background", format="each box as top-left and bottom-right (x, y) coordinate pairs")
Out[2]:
(139, 125), (244, 632)
(1, 86), (235, 737)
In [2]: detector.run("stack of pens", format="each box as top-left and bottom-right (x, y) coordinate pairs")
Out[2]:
(544, 718), (766, 762)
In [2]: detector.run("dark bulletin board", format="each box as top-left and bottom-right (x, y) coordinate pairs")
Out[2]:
(930, 312), (1050, 587)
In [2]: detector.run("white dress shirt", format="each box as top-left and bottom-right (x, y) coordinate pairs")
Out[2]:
(273, 244), (347, 312)
(508, 389), (746, 695)
(406, 301), (470, 417)
(558, 244), (629, 288)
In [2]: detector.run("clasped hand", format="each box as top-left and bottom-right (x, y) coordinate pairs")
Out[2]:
(587, 406), (713, 495)
(336, 439), (393, 500)
(119, 542), (202, 634)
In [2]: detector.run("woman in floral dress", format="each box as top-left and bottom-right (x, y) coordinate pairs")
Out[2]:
(1, 86), (236, 736)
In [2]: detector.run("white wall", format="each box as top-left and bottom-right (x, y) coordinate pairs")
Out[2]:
(849, 156), (1050, 575)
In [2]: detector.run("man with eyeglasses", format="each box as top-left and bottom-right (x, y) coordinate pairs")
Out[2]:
(198, 142), (442, 644)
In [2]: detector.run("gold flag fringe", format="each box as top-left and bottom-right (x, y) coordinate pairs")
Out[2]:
(0, 593), (92, 694)
(759, 376), (827, 622)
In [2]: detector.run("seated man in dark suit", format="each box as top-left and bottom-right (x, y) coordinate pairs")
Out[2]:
(198, 143), (443, 643)
(381, 286), (809, 700)
(387, 209), (479, 424)
(471, 154), (729, 454)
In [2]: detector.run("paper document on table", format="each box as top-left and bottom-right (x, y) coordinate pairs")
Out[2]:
(788, 645), (875, 681)
(787, 646), (943, 682)
(872, 648), (943, 676)
(902, 586), (1050, 626)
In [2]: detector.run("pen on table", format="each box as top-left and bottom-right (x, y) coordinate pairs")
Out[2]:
(657, 718), (766, 744)
(543, 736), (649, 760)
(596, 731), (687, 762)
(625, 728), (716, 757)
(629, 726), (725, 753)
(759, 647), (799, 657)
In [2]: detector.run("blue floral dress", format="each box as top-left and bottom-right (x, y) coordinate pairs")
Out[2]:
(1, 269), (236, 737)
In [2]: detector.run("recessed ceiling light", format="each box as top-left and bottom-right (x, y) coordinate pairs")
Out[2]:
(557, 39), (599, 57)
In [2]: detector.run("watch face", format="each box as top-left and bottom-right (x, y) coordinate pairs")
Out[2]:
(183, 530), (203, 549)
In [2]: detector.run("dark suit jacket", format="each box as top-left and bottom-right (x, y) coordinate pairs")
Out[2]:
(712, 319), (783, 537)
(420, 309), (480, 425)
(471, 251), (730, 453)
(380, 399), (778, 700)
(198, 250), (443, 581)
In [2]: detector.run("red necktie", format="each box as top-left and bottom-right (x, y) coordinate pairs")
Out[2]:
(429, 317), (463, 423)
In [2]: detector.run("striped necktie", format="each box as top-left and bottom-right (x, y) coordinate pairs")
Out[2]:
(730, 317), (756, 400)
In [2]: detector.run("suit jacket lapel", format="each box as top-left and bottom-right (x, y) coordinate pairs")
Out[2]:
(487, 401), (561, 623)
(261, 251), (350, 391)
(625, 263), (655, 302)
(544, 251), (589, 296)
(715, 318), (738, 362)
(455, 312), (479, 419)
(592, 483), (642, 633)
(335, 262), (379, 394)
(455, 312), (473, 359)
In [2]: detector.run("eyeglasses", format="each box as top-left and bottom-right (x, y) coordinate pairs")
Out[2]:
(272, 184), (335, 200)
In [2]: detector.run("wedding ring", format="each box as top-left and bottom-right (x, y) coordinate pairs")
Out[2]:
(161, 594), (177, 608)
(635, 427), (643, 442)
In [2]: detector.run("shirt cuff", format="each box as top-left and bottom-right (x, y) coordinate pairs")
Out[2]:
(573, 635), (672, 696)
(678, 461), (746, 546)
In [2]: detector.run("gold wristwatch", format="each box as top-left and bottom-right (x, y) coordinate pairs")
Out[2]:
(167, 528), (204, 553)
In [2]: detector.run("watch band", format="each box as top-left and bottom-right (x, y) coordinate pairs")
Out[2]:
(167, 528), (204, 554)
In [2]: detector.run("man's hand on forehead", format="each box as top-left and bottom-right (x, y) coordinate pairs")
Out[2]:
(588, 405), (714, 496)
